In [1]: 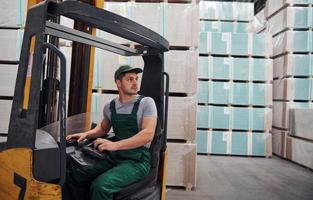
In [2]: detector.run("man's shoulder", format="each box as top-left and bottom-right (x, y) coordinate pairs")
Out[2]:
(140, 96), (156, 106)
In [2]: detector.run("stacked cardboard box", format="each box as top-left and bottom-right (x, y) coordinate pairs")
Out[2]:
(197, 1), (273, 157)
(0, 1), (27, 135)
(91, 1), (199, 190)
(267, 0), (313, 169)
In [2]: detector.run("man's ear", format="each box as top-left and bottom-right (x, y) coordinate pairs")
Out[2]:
(115, 79), (121, 88)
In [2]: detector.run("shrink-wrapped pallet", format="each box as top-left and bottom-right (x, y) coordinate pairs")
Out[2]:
(0, 0), (26, 27)
(198, 56), (273, 82)
(199, 1), (254, 21)
(265, 0), (313, 18)
(0, 64), (18, 96)
(289, 109), (313, 141)
(167, 96), (196, 141)
(286, 136), (313, 169)
(272, 128), (288, 158)
(197, 105), (272, 131)
(163, 3), (199, 47)
(272, 101), (312, 129)
(200, 21), (249, 33)
(268, 7), (313, 36)
(273, 78), (313, 101)
(0, 100), (12, 134)
(273, 54), (313, 78)
(199, 32), (272, 57)
(166, 142), (197, 190)
(0, 29), (23, 61)
(272, 31), (313, 56)
(197, 130), (272, 156)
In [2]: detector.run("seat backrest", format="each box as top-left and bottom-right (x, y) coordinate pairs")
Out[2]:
(149, 119), (162, 170)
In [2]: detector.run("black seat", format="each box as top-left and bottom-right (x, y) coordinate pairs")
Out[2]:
(114, 120), (163, 200)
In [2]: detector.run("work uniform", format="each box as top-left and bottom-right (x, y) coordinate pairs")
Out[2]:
(65, 95), (156, 200)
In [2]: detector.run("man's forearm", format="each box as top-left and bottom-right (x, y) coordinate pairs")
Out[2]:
(86, 122), (108, 139)
(115, 129), (154, 150)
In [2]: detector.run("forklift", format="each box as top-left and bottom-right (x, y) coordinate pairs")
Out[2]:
(0, 0), (169, 199)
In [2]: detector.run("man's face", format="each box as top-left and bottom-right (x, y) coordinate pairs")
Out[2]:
(117, 72), (139, 95)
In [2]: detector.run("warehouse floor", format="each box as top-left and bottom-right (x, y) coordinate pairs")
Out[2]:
(166, 155), (313, 200)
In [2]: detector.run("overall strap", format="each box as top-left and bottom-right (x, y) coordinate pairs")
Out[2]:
(131, 95), (145, 114)
(109, 98), (116, 114)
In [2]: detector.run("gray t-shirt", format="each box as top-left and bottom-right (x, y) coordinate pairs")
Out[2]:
(103, 95), (157, 130)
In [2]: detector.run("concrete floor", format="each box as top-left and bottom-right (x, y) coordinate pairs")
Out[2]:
(166, 155), (313, 200)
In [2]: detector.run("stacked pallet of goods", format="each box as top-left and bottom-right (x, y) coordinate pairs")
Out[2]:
(91, 0), (199, 190)
(0, 1), (26, 142)
(266, 0), (313, 169)
(197, 0), (273, 157)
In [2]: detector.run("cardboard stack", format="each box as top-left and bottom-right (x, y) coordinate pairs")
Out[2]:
(197, 1), (273, 157)
(266, 0), (313, 169)
(91, 0), (199, 190)
(0, 1), (27, 140)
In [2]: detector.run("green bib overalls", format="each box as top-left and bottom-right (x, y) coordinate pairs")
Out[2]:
(66, 96), (151, 200)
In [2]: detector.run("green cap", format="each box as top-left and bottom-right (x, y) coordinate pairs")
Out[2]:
(114, 65), (143, 80)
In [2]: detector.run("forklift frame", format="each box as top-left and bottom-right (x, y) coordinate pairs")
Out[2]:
(2, 0), (169, 199)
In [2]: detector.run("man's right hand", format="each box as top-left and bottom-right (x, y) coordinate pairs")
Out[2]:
(66, 132), (88, 143)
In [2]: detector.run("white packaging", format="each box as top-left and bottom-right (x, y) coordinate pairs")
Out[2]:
(0, 64), (18, 96)
(0, 29), (24, 61)
(164, 3), (199, 47)
(0, 100), (12, 133)
(164, 50), (198, 94)
(0, 0), (26, 27)
(167, 96), (197, 141)
(166, 142), (197, 190)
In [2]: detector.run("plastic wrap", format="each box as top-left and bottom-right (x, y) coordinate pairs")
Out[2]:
(0, 64), (18, 96)
(272, 128), (288, 157)
(166, 142), (196, 190)
(273, 78), (313, 101)
(167, 96), (197, 141)
(197, 81), (272, 106)
(265, 0), (313, 18)
(0, 100), (12, 134)
(268, 7), (313, 36)
(199, 32), (272, 57)
(163, 3), (199, 47)
(199, 1), (254, 21)
(286, 136), (313, 169)
(0, 29), (23, 61)
(273, 30), (313, 57)
(197, 105), (272, 131)
(197, 130), (272, 156)
(289, 109), (313, 140)
(200, 21), (249, 33)
(164, 50), (198, 94)
(247, 8), (266, 33)
(100, 2), (199, 47)
(131, 3), (163, 37)
(272, 101), (312, 129)
(198, 56), (273, 82)
(0, 0), (26, 27)
(273, 54), (313, 78)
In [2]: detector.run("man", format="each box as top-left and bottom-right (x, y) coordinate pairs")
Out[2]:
(65, 65), (158, 200)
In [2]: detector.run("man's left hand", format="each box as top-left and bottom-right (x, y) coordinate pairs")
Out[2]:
(94, 138), (120, 152)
